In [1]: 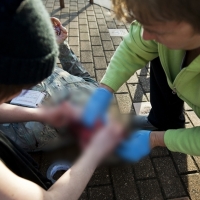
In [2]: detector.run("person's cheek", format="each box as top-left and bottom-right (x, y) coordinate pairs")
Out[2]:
(142, 30), (156, 41)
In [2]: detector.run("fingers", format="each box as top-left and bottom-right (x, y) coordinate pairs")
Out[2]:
(50, 17), (61, 26)
(59, 25), (68, 34)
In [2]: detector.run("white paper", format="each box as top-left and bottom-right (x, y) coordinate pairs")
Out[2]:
(10, 90), (45, 108)
(109, 29), (128, 37)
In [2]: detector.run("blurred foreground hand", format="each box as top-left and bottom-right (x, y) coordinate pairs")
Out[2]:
(117, 130), (151, 162)
(87, 120), (124, 161)
(40, 101), (81, 128)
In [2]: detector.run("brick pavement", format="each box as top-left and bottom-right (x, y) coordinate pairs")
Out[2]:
(31, 0), (200, 199)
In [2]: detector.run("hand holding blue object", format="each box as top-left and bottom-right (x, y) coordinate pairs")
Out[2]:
(117, 130), (151, 162)
(82, 87), (113, 128)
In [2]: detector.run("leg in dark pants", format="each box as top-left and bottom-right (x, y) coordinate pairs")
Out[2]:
(148, 57), (185, 130)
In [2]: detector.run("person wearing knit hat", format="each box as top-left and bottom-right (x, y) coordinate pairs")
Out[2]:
(0, 0), (124, 199)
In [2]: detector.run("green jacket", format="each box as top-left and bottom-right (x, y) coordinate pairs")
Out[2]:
(101, 21), (200, 156)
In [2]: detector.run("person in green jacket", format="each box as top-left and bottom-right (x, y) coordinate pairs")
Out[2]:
(82, 0), (200, 161)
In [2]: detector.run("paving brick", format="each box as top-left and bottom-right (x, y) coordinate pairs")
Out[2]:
(150, 147), (169, 157)
(82, 63), (95, 77)
(102, 41), (114, 50)
(115, 93), (133, 114)
(89, 21), (98, 28)
(186, 111), (200, 126)
(128, 84), (148, 102)
(70, 16), (78, 22)
(107, 21), (117, 29)
(136, 67), (149, 76)
(69, 37), (79, 45)
(99, 25), (109, 33)
(172, 152), (197, 173)
(182, 173), (200, 200)
(79, 25), (89, 32)
(69, 29), (79, 36)
(100, 33), (111, 40)
(69, 21), (78, 28)
(117, 84), (128, 93)
(105, 16), (114, 22)
(139, 76), (150, 92)
(88, 166), (111, 186)
(87, 11), (95, 15)
(146, 92), (150, 101)
(133, 157), (156, 179)
(94, 9), (102, 14)
(97, 19), (106, 25)
(94, 57), (107, 69)
(80, 33), (89, 41)
(80, 41), (91, 50)
(81, 51), (93, 63)
(91, 37), (102, 45)
(87, 16), (96, 22)
(96, 69), (106, 82)
(193, 156), (200, 170)
(127, 73), (139, 83)
(105, 51), (115, 62)
(153, 157), (186, 199)
(89, 186), (114, 200)
(79, 13), (87, 19)
(70, 45), (80, 57)
(92, 46), (104, 56)
(184, 103), (192, 111)
(111, 36), (122, 45)
(90, 29), (100, 36)
(137, 179), (164, 200)
(111, 165), (139, 200)
(79, 18), (87, 24)
(96, 13), (104, 19)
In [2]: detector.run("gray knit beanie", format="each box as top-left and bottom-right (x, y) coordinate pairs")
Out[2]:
(0, 0), (58, 84)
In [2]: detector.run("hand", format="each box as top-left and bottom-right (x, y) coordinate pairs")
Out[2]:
(39, 101), (81, 127)
(87, 121), (124, 161)
(117, 130), (151, 162)
(81, 87), (113, 128)
(50, 17), (68, 44)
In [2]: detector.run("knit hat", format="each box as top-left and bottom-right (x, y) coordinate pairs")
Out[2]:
(0, 0), (58, 85)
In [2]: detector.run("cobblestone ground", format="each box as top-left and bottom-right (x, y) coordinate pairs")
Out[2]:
(31, 0), (200, 199)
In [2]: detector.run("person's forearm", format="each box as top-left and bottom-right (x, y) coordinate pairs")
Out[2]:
(47, 146), (100, 200)
(150, 131), (166, 148)
(100, 83), (114, 93)
(0, 103), (44, 123)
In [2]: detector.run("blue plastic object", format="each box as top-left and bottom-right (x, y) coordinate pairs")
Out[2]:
(82, 87), (113, 128)
(117, 130), (151, 162)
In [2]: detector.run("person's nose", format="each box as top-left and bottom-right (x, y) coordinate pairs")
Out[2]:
(142, 29), (156, 41)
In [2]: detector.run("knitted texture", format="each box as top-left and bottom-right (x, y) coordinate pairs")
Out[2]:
(0, 0), (58, 84)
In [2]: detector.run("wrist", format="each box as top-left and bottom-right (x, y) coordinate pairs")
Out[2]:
(34, 107), (47, 123)
(100, 84), (114, 93)
(150, 131), (166, 148)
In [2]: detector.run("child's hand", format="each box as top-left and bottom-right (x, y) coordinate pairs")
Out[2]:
(39, 101), (81, 128)
(50, 17), (68, 44)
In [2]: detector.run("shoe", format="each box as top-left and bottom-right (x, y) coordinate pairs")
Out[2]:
(131, 115), (158, 131)
(0, 122), (74, 152)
